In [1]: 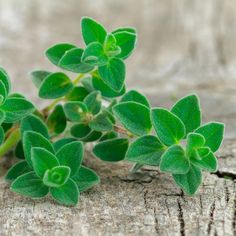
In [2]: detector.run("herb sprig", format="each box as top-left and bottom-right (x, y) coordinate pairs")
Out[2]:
(0, 17), (224, 206)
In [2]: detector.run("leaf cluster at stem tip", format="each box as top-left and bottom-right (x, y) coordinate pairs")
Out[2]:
(0, 17), (225, 206)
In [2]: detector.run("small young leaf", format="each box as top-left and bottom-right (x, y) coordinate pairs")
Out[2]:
(81, 17), (107, 45)
(64, 101), (88, 122)
(45, 43), (76, 66)
(70, 123), (91, 138)
(11, 172), (49, 198)
(173, 165), (202, 195)
(47, 105), (67, 134)
(82, 42), (108, 66)
(59, 48), (94, 73)
(39, 72), (73, 99)
(160, 145), (190, 174)
(151, 108), (185, 146)
(23, 131), (55, 167)
(0, 80), (7, 102)
(83, 91), (102, 115)
(89, 112), (113, 132)
(113, 31), (137, 59)
(81, 76), (94, 92)
(99, 131), (118, 141)
(0, 67), (11, 94)
(113, 102), (152, 136)
(125, 135), (165, 166)
(93, 138), (129, 162)
(5, 161), (31, 181)
(50, 178), (79, 206)
(31, 147), (59, 178)
(171, 94), (201, 135)
(186, 133), (205, 156)
(195, 122), (224, 152)
(43, 166), (71, 187)
(120, 90), (150, 108)
(98, 58), (125, 92)
(56, 141), (83, 177)
(72, 166), (100, 192)
(66, 86), (89, 101)
(53, 137), (77, 152)
(92, 75), (126, 98)
(104, 33), (121, 57)
(80, 130), (102, 142)
(21, 114), (49, 139)
(30, 70), (51, 88)
(0, 98), (35, 123)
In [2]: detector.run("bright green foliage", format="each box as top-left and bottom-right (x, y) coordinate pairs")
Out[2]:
(83, 91), (102, 115)
(64, 101), (88, 122)
(113, 101), (152, 136)
(0, 126), (4, 144)
(89, 111), (113, 132)
(93, 138), (129, 162)
(70, 123), (91, 138)
(30, 70), (51, 88)
(66, 86), (89, 101)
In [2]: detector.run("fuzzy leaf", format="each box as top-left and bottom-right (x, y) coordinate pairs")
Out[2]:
(45, 43), (76, 66)
(14, 141), (25, 159)
(125, 135), (165, 166)
(0, 110), (5, 124)
(104, 33), (121, 57)
(83, 91), (102, 115)
(89, 112), (113, 132)
(59, 48), (94, 73)
(151, 108), (185, 146)
(160, 145), (190, 174)
(186, 132), (205, 156)
(98, 58), (125, 92)
(31, 147), (59, 178)
(39, 72), (73, 99)
(72, 166), (100, 192)
(112, 27), (136, 34)
(70, 123), (91, 138)
(121, 90), (150, 108)
(0, 67), (11, 94)
(173, 165), (202, 195)
(5, 161), (31, 181)
(100, 131), (118, 141)
(113, 101), (152, 136)
(93, 138), (129, 162)
(53, 138), (77, 152)
(30, 70), (51, 88)
(80, 130), (102, 142)
(195, 122), (224, 152)
(11, 172), (49, 198)
(81, 17), (107, 45)
(50, 178), (79, 206)
(66, 86), (89, 102)
(64, 101), (88, 122)
(171, 94), (201, 135)
(1, 98), (35, 123)
(56, 141), (83, 176)
(0, 80), (7, 103)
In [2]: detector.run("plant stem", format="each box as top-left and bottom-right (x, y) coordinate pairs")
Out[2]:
(0, 129), (20, 158)
(113, 125), (135, 138)
(130, 163), (144, 173)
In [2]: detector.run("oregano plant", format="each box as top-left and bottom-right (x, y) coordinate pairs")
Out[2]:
(0, 17), (224, 206)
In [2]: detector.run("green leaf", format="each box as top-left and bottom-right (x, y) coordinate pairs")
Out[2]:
(98, 58), (125, 92)
(21, 114), (49, 139)
(195, 122), (224, 152)
(23, 131), (55, 167)
(93, 138), (129, 162)
(53, 138), (77, 152)
(125, 135), (165, 166)
(72, 166), (100, 192)
(0, 67), (11, 94)
(56, 141), (83, 177)
(186, 133), (205, 156)
(113, 101), (152, 136)
(30, 70), (51, 88)
(31, 147), (59, 178)
(121, 90), (150, 108)
(173, 165), (202, 195)
(100, 131), (118, 141)
(80, 130), (102, 142)
(83, 91), (102, 115)
(64, 101), (88, 122)
(70, 123), (91, 138)
(43, 166), (71, 187)
(11, 172), (49, 198)
(14, 141), (25, 159)
(104, 34), (121, 57)
(81, 76), (94, 92)
(50, 178), (79, 206)
(1, 98), (35, 123)
(59, 48), (94, 73)
(82, 42), (108, 66)
(112, 27), (136, 34)
(0, 126), (4, 145)
(47, 105), (67, 134)
(45, 43), (76, 66)
(113, 31), (137, 59)
(66, 86), (89, 101)
(89, 112), (113, 132)
(0, 80), (7, 103)
(151, 108), (185, 146)
(92, 75), (126, 98)
(39, 72), (73, 99)
(81, 17), (107, 45)
(5, 161), (31, 181)
(160, 145), (190, 174)
(171, 94), (201, 135)
(0, 110), (5, 124)
(191, 149), (217, 172)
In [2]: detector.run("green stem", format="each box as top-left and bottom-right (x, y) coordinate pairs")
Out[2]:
(130, 163), (144, 173)
(0, 129), (20, 157)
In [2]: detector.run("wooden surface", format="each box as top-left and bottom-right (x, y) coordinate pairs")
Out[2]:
(0, 0), (236, 235)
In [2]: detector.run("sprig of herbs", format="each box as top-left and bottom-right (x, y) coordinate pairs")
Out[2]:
(0, 17), (224, 206)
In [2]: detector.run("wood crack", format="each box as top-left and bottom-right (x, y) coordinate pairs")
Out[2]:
(232, 193), (236, 234)
(177, 199), (185, 236)
(207, 201), (216, 235)
(212, 171), (236, 180)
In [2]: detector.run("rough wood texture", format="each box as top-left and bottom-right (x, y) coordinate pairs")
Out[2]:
(0, 0), (236, 235)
